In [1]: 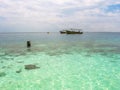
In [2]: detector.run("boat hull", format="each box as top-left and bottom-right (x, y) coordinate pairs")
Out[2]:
(66, 31), (83, 34)
(60, 31), (66, 34)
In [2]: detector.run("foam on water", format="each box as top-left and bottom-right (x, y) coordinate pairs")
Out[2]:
(0, 32), (120, 90)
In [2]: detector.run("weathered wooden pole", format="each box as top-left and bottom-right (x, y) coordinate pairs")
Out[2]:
(27, 41), (31, 48)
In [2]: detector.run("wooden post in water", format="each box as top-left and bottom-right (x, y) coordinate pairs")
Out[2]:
(27, 41), (31, 48)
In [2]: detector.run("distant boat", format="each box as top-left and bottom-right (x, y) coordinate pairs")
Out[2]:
(60, 28), (83, 34)
(47, 32), (50, 34)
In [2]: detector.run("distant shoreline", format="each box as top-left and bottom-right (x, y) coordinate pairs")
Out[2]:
(0, 32), (120, 34)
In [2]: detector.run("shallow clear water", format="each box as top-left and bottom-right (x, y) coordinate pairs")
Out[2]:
(0, 32), (120, 90)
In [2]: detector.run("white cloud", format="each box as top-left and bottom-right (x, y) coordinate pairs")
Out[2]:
(0, 0), (120, 32)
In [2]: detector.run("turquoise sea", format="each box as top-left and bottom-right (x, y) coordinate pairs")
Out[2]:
(0, 32), (120, 90)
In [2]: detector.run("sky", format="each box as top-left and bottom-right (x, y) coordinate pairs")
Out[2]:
(0, 0), (120, 32)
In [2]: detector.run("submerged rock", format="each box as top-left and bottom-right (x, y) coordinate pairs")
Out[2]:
(24, 64), (40, 70)
(16, 69), (22, 73)
(0, 72), (6, 77)
(1, 61), (3, 63)
(2, 66), (6, 69)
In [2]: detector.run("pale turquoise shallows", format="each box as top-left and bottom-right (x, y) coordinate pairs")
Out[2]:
(0, 32), (120, 90)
